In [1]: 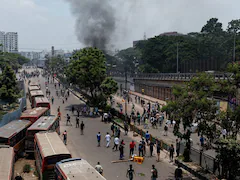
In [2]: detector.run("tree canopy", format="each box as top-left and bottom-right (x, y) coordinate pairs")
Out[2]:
(117, 18), (240, 73)
(0, 65), (18, 103)
(66, 47), (118, 108)
(0, 52), (29, 71)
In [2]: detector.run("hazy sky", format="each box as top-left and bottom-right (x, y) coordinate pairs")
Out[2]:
(1, 0), (240, 52)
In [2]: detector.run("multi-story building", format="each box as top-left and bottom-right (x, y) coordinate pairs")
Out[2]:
(0, 31), (18, 53)
(0, 31), (5, 52)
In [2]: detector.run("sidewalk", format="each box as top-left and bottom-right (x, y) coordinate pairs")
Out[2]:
(112, 93), (217, 158)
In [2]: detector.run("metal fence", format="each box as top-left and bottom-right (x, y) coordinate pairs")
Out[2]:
(180, 143), (215, 173)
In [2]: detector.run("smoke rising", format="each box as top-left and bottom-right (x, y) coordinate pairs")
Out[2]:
(65, 0), (116, 50)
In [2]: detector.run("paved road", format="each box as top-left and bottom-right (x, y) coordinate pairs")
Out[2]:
(22, 69), (193, 180)
(112, 93), (216, 158)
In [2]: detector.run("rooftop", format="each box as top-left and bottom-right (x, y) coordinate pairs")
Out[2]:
(35, 132), (70, 158)
(0, 120), (31, 138)
(28, 115), (57, 131)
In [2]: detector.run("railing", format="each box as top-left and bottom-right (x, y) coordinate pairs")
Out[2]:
(110, 72), (232, 81)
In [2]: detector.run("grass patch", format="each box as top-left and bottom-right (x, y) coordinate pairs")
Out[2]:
(114, 118), (123, 123)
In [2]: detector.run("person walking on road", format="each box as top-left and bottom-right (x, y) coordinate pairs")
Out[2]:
(129, 141), (136, 157)
(66, 114), (72, 126)
(176, 139), (180, 157)
(124, 122), (128, 135)
(62, 130), (67, 145)
(149, 141), (155, 157)
(175, 164), (183, 180)
(97, 132), (101, 147)
(141, 138), (146, 156)
(51, 96), (54, 104)
(164, 123), (168, 136)
(112, 136), (119, 151)
(151, 165), (158, 180)
(80, 121), (85, 135)
(119, 143), (124, 160)
(138, 143), (144, 157)
(156, 141), (161, 162)
(145, 131), (150, 145)
(95, 162), (103, 175)
(111, 123), (115, 136)
(126, 164), (135, 180)
(76, 116), (79, 128)
(169, 144), (174, 162)
(105, 132), (111, 148)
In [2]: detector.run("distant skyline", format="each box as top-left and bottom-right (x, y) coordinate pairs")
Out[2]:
(1, 0), (240, 52)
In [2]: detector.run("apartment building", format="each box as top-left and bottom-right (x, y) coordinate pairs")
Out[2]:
(0, 31), (18, 53)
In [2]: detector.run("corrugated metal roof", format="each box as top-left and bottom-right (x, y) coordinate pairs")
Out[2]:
(28, 116), (57, 131)
(21, 107), (48, 118)
(0, 146), (14, 180)
(35, 132), (70, 158)
(0, 120), (31, 138)
(57, 158), (107, 180)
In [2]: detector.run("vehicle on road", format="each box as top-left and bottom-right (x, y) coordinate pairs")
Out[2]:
(29, 82), (39, 87)
(33, 97), (50, 109)
(0, 146), (15, 180)
(28, 85), (40, 95)
(20, 107), (50, 123)
(0, 120), (31, 155)
(34, 132), (71, 180)
(29, 90), (44, 105)
(25, 115), (60, 154)
(55, 158), (107, 180)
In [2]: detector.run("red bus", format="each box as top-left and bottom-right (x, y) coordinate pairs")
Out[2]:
(0, 146), (15, 180)
(29, 90), (44, 105)
(0, 120), (32, 154)
(25, 115), (60, 153)
(28, 85), (40, 94)
(20, 107), (50, 123)
(33, 97), (50, 109)
(34, 132), (71, 180)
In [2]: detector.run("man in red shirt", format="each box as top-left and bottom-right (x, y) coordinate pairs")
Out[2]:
(129, 140), (136, 157)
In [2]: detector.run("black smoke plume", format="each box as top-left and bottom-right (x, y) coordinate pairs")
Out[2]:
(65, 0), (116, 50)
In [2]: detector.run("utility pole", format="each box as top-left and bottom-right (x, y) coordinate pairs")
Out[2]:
(233, 32), (236, 62)
(177, 43), (179, 73)
(125, 67), (128, 116)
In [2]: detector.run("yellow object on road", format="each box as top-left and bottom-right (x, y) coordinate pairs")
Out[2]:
(133, 156), (144, 164)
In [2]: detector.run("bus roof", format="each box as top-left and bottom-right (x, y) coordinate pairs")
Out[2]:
(0, 120), (31, 139)
(0, 146), (14, 180)
(21, 107), (49, 118)
(28, 86), (40, 91)
(34, 97), (49, 104)
(29, 82), (39, 86)
(30, 90), (44, 97)
(35, 132), (70, 158)
(56, 158), (107, 180)
(28, 115), (57, 131)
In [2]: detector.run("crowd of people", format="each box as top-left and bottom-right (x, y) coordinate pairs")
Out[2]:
(42, 71), (184, 180)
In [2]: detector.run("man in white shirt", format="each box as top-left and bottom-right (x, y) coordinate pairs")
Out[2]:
(112, 136), (119, 151)
(105, 132), (111, 148)
(103, 113), (108, 123)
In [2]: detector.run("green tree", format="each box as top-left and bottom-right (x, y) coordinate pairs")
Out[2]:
(163, 73), (218, 161)
(0, 65), (18, 102)
(201, 18), (223, 34)
(66, 47), (118, 108)
(227, 19), (240, 33)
